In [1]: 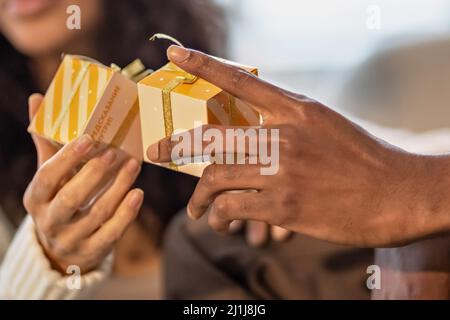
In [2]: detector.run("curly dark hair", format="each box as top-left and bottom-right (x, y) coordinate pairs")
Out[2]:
(0, 0), (226, 234)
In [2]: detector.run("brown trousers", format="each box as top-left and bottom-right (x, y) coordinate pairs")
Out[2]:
(164, 213), (449, 299)
(163, 213), (372, 299)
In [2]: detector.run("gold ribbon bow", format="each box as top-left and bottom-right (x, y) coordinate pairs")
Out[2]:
(149, 33), (198, 137)
(111, 59), (153, 83)
(149, 34), (239, 170)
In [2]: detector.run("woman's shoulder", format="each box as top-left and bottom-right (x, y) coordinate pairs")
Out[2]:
(0, 207), (15, 262)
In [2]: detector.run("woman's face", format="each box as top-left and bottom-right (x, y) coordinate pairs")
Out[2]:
(0, 0), (102, 56)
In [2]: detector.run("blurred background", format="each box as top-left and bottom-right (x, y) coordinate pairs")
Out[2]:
(1, 0), (450, 300)
(217, 0), (450, 133)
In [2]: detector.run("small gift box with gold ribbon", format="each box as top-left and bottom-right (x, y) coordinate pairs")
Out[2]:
(138, 35), (260, 177)
(28, 54), (150, 161)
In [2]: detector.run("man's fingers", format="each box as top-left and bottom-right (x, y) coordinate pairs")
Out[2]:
(229, 220), (244, 233)
(147, 125), (275, 163)
(167, 45), (288, 116)
(28, 94), (58, 167)
(206, 191), (270, 234)
(246, 221), (269, 247)
(87, 188), (143, 253)
(271, 226), (292, 242)
(187, 164), (265, 220)
(27, 134), (95, 202)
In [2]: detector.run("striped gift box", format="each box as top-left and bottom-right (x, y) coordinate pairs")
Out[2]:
(29, 55), (143, 161)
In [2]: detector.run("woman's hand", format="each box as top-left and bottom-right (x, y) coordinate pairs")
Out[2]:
(24, 94), (143, 273)
(147, 46), (450, 248)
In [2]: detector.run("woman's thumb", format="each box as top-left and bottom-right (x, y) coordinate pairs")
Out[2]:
(28, 94), (58, 167)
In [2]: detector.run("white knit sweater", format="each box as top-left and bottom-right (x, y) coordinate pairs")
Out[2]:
(0, 215), (112, 299)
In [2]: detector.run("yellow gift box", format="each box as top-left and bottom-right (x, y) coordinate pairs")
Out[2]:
(28, 55), (147, 161)
(137, 60), (260, 176)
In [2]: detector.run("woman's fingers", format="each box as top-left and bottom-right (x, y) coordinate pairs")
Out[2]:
(28, 93), (43, 119)
(47, 149), (120, 225)
(28, 93), (58, 167)
(68, 158), (142, 239)
(187, 164), (265, 220)
(87, 188), (144, 254)
(24, 134), (95, 211)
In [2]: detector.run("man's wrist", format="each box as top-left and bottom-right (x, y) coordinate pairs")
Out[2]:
(417, 155), (450, 237)
(380, 152), (450, 246)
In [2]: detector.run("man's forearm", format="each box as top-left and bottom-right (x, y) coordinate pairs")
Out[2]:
(149, 45), (450, 247)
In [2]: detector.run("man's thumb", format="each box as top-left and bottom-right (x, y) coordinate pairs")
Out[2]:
(28, 94), (58, 167)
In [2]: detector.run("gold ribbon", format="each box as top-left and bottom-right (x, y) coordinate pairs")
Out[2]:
(49, 58), (91, 140)
(111, 59), (153, 83)
(149, 33), (184, 47)
(158, 63), (198, 170)
(150, 34), (200, 170)
(149, 33), (239, 169)
(149, 33), (198, 138)
(110, 99), (139, 149)
(110, 60), (151, 150)
(160, 64), (198, 137)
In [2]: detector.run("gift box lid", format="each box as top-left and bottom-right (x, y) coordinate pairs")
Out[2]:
(138, 60), (257, 101)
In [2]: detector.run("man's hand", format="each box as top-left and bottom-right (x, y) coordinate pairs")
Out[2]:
(147, 46), (450, 248)
(229, 220), (291, 247)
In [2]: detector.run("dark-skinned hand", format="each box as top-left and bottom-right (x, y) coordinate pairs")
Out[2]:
(147, 46), (450, 248)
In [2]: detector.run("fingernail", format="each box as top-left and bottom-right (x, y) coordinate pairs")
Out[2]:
(229, 220), (243, 233)
(248, 233), (262, 247)
(74, 134), (94, 154)
(147, 143), (159, 162)
(186, 204), (195, 220)
(167, 45), (190, 63)
(125, 158), (141, 174)
(272, 226), (291, 241)
(100, 149), (116, 165)
(128, 189), (144, 209)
